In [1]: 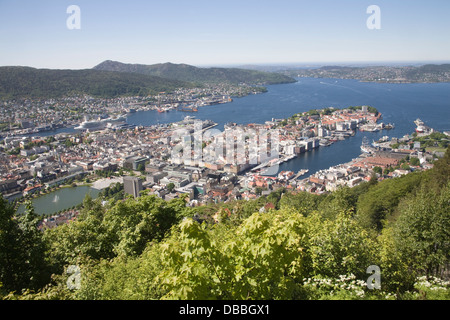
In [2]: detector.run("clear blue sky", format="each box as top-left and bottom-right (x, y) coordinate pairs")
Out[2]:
(1, 0), (449, 69)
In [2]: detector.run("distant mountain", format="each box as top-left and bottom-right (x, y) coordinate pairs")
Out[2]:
(285, 64), (450, 83)
(0, 66), (191, 100)
(403, 64), (450, 82)
(93, 60), (296, 85)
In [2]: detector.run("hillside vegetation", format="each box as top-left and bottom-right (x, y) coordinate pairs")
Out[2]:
(0, 67), (191, 100)
(1, 148), (449, 300)
(0, 62), (296, 100)
(93, 60), (297, 85)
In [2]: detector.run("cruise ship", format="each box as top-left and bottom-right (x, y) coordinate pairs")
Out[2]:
(361, 145), (373, 154)
(75, 115), (127, 131)
(319, 139), (333, 147)
(361, 136), (374, 154)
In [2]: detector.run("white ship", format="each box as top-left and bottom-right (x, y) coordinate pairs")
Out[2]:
(361, 145), (373, 154)
(361, 136), (374, 154)
(414, 118), (432, 134)
(75, 115), (127, 131)
(319, 139), (333, 147)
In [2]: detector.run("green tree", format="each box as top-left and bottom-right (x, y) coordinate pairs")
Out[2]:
(401, 163), (411, 171)
(0, 196), (23, 293)
(167, 183), (175, 193)
(137, 163), (145, 174)
(0, 199), (49, 293)
(44, 194), (190, 269)
(355, 172), (423, 231)
(156, 209), (306, 300)
(393, 182), (450, 277)
(376, 225), (416, 293)
(409, 157), (420, 166)
(302, 210), (378, 280)
(316, 186), (358, 220)
(429, 147), (450, 190)
(373, 166), (382, 175)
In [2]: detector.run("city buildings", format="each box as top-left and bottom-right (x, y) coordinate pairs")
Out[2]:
(1, 103), (444, 212)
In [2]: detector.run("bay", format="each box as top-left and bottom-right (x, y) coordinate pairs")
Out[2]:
(126, 78), (450, 177)
(19, 78), (449, 213)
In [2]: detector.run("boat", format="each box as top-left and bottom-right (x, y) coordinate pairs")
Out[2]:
(361, 136), (374, 154)
(75, 115), (127, 131)
(319, 139), (332, 147)
(414, 118), (432, 134)
(361, 145), (373, 154)
(180, 107), (198, 112)
(359, 123), (381, 132)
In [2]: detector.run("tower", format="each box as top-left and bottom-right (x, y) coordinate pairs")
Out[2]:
(123, 176), (143, 198)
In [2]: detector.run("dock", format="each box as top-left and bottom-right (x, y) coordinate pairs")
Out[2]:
(294, 169), (309, 179)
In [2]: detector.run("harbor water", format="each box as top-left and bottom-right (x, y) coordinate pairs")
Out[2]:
(126, 77), (450, 177)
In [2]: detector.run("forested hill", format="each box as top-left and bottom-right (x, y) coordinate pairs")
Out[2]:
(93, 60), (297, 85)
(0, 66), (192, 100)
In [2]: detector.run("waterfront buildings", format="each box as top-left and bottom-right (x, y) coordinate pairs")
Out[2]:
(1, 105), (444, 212)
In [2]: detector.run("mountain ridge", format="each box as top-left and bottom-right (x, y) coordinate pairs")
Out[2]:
(93, 60), (297, 85)
(0, 61), (297, 100)
(0, 66), (191, 100)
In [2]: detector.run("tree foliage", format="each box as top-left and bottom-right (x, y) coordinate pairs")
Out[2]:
(0, 199), (49, 293)
(93, 60), (296, 86)
(355, 172), (425, 231)
(393, 182), (450, 277)
(2, 148), (449, 300)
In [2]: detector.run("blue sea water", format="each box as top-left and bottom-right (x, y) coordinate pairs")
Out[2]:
(30, 78), (450, 177)
(126, 78), (450, 177)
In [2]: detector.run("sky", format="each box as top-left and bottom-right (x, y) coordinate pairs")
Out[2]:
(0, 0), (449, 69)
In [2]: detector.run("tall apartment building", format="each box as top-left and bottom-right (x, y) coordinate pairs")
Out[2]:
(123, 176), (143, 198)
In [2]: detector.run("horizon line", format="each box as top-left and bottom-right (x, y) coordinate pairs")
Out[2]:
(2, 59), (450, 70)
